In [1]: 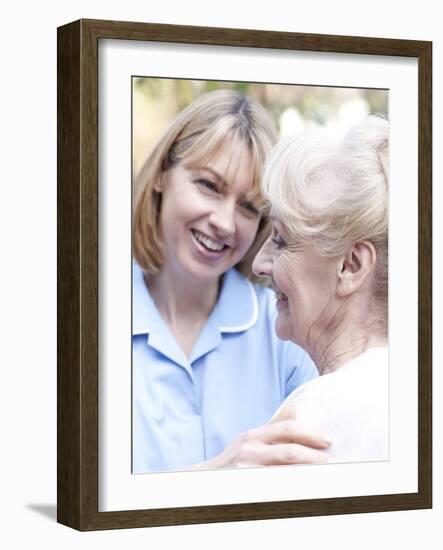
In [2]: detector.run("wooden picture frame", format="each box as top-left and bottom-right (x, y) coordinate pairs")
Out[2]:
(57, 18), (432, 530)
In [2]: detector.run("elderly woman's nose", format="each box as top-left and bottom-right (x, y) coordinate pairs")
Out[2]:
(253, 239), (273, 277)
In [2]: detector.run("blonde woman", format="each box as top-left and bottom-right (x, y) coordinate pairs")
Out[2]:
(254, 115), (389, 463)
(133, 89), (328, 473)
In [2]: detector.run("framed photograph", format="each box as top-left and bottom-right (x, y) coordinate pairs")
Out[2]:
(57, 19), (432, 530)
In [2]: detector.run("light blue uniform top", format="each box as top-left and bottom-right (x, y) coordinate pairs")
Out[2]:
(132, 261), (317, 473)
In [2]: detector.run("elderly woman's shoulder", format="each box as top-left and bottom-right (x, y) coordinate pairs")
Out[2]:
(286, 346), (388, 404)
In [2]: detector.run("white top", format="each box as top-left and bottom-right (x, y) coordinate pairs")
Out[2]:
(272, 347), (389, 464)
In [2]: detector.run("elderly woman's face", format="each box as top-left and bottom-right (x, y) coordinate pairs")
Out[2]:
(253, 211), (340, 349)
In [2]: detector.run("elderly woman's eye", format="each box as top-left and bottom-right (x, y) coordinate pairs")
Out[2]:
(272, 237), (286, 249)
(271, 228), (287, 248)
(271, 233), (286, 248)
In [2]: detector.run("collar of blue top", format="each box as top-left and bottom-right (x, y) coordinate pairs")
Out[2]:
(132, 261), (259, 336)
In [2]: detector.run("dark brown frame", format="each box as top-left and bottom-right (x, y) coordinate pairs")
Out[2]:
(57, 18), (432, 531)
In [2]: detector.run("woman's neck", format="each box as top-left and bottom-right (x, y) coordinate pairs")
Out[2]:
(147, 268), (220, 324)
(145, 266), (221, 357)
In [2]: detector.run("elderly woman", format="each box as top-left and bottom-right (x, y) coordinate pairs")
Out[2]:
(253, 115), (389, 463)
(132, 89), (328, 473)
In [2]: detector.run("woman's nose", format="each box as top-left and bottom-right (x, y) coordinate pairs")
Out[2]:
(252, 238), (273, 277)
(208, 201), (236, 238)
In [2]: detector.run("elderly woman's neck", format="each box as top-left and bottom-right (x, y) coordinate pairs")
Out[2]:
(310, 312), (387, 376)
(316, 334), (387, 375)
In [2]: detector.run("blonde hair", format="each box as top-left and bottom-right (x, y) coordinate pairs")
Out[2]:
(263, 115), (389, 309)
(133, 89), (277, 282)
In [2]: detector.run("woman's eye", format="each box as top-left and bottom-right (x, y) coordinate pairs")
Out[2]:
(195, 179), (219, 193)
(240, 201), (260, 216)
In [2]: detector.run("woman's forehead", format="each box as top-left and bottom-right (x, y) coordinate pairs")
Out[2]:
(185, 139), (265, 191)
(184, 134), (250, 167)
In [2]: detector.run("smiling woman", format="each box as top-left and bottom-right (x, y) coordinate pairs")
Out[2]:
(147, 137), (263, 356)
(132, 89), (327, 473)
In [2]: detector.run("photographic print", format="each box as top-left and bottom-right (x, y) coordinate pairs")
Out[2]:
(131, 77), (390, 475)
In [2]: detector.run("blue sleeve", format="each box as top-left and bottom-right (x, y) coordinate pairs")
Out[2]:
(283, 343), (318, 397)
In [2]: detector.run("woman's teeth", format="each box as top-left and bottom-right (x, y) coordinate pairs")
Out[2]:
(193, 230), (225, 252)
(276, 291), (288, 301)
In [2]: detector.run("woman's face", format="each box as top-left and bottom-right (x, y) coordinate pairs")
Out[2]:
(157, 137), (263, 285)
(252, 211), (340, 350)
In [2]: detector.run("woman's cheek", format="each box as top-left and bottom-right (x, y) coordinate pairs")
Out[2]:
(241, 217), (261, 249)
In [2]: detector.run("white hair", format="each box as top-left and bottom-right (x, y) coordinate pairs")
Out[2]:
(263, 114), (389, 306)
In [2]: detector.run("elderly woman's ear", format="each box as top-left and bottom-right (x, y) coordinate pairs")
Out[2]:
(336, 241), (377, 297)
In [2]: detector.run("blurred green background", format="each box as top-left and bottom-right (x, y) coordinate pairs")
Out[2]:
(133, 78), (388, 176)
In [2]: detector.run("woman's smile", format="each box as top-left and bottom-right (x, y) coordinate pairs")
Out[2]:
(191, 228), (230, 259)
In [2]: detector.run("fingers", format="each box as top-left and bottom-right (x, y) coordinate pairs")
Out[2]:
(238, 441), (327, 466)
(246, 420), (331, 449)
(259, 443), (328, 465)
(210, 422), (331, 468)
